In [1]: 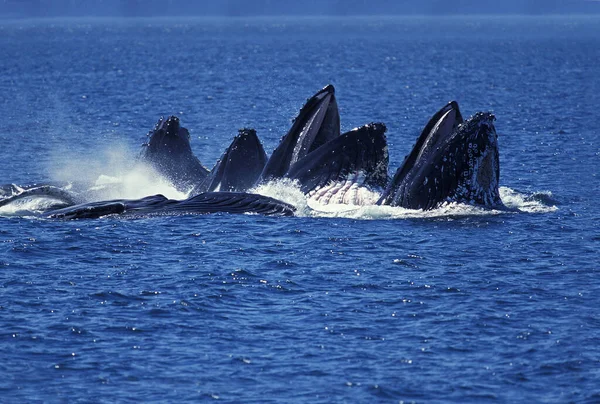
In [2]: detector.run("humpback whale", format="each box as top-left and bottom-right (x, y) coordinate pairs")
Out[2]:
(140, 116), (209, 192)
(46, 192), (295, 219)
(378, 101), (502, 210)
(286, 122), (389, 205)
(193, 128), (267, 194)
(259, 84), (340, 182)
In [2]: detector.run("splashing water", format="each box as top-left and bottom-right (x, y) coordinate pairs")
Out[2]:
(500, 187), (558, 214)
(0, 196), (67, 217)
(85, 163), (188, 201)
(0, 143), (188, 217)
(49, 142), (187, 201)
(251, 178), (309, 216)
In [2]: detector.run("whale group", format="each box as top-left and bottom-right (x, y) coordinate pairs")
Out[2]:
(1, 85), (504, 219)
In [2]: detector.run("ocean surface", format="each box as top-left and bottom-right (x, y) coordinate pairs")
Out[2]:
(0, 15), (599, 403)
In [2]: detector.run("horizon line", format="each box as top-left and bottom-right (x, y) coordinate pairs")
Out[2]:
(2, 13), (600, 22)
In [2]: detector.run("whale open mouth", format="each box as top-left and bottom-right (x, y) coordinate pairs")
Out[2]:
(259, 84), (340, 182)
(378, 101), (463, 208)
(398, 101), (463, 183)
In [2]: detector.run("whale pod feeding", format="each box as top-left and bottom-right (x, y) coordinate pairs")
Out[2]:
(1, 84), (507, 219)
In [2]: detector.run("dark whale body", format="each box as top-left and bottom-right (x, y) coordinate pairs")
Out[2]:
(46, 192), (295, 219)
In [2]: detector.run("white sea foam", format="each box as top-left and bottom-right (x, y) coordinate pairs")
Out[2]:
(252, 180), (557, 220)
(0, 197), (67, 216)
(251, 178), (310, 216)
(499, 186), (558, 214)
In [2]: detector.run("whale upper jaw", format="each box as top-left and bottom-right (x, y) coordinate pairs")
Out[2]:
(378, 103), (503, 210)
(450, 112), (503, 209)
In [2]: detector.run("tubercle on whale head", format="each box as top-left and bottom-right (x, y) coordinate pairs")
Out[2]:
(151, 115), (180, 134)
(352, 122), (386, 134)
(237, 128), (257, 139)
(455, 112), (497, 146)
(233, 128), (263, 152)
(158, 115), (190, 139)
(143, 115), (194, 157)
(163, 115), (181, 135)
(152, 116), (165, 132)
(458, 111), (494, 125)
(451, 111), (502, 208)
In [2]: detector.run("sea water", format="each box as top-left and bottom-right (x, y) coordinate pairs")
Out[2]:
(0, 16), (599, 403)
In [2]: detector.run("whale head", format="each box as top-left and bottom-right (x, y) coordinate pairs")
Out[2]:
(450, 112), (502, 208)
(379, 102), (502, 210)
(140, 116), (208, 192)
(286, 122), (389, 204)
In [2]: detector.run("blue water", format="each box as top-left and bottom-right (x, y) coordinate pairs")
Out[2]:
(1, 16), (599, 403)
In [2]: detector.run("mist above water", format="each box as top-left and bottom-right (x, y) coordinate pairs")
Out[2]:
(48, 142), (187, 201)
